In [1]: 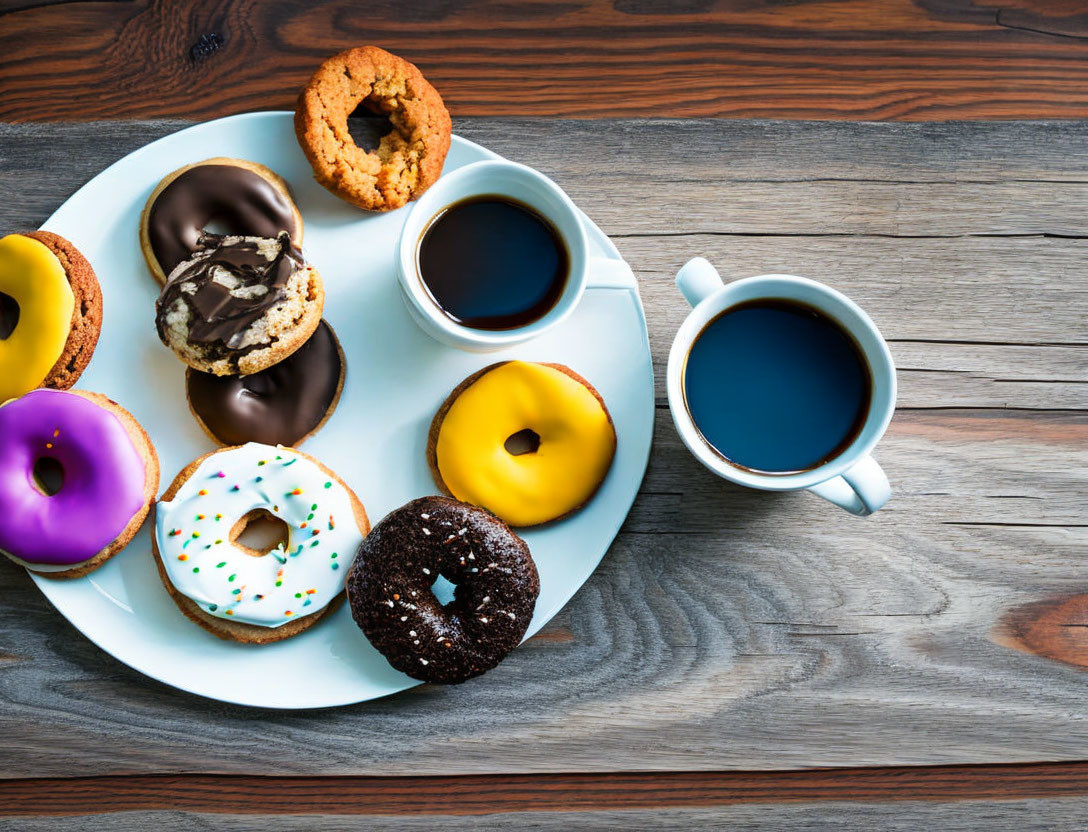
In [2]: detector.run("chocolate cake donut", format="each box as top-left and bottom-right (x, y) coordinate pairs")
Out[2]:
(346, 496), (539, 684)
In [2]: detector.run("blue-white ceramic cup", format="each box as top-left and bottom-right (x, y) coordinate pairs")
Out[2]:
(667, 257), (896, 516)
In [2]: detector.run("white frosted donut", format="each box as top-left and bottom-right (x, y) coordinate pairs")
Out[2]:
(154, 442), (365, 627)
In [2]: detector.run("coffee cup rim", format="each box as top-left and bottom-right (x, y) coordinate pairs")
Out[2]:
(666, 273), (897, 491)
(396, 159), (590, 347)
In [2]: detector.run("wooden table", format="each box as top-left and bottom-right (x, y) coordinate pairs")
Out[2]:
(2, 3), (1087, 829)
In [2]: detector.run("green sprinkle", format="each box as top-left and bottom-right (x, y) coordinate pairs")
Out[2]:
(232, 588), (241, 595)
(192, 567), (200, 573)
(310, 540), (319, 547)
(307, 513), (314, 521)
(215, 539), (223, 545)
(324, 482), (331, 489)
(275, 455), (282, 460)
(208, 604), (218, 612)
(275, 580), (283, 587)
(330, 552), (338, 559)
(310, 503), (318, 511)
(331, 563), (339, 570)
(294, 592), (302, 599)
(216, 562), (226, 568)
(258, 460), (266, 466)
(282, 458), (296, 467)
(228, 573), (236, 582)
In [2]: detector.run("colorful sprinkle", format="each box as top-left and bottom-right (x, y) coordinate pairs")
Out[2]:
(225, 609), (234, 616)
(331, 563), (339, 570)
(282, 458), (297, 467)
(328, 516), (336, 530)
(285, 610), (293, 616)
(216, 561), (226, 568)
(288, 488), (302, 496)
(198, 489), (208, 496)
(231, 485), (240, 492)
(310, 540), (319, 547)
(53, 429), (59, 438)
(232, 588), (241, 595)
(196, 514), (205, 521)
(192, 567), (200, 573)
(215, 471), (225, 478)
(215, 539), (223, 545)
(306, 588), (316, 595)
(215, 513), (222, 521)
(324, 482), (331, 489)
(255, 476), (263, 483)
(177, 554), (188, 562)
(45, 442), (52, 449)
(331, 553), (338, 559)
(169, 529), (181, 537)
(258, 460), (267, 466)
(311, 529), (319, 537)
(208, 604), (217, 612)
(191, 531), (200, 538)
(228, 573), (236, 582)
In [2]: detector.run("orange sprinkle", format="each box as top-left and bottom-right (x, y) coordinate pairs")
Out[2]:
(300, 522), (307, 528)
(311, 529), (319, 536)
(198, 489), (208, 496)
(53, 429), (60, 438)
(225, 609), (234, 616)
(393, 594), (400, 601)
(291, 488), (302, 495)
(177, 554), (188, 562)
(306, 588), (316, 595)
(45, 443), (52, 449)
(285, 611), (293, 616)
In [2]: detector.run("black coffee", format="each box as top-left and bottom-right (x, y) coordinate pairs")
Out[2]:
(418, 196), (568, 330)
(683, 299), (870, 473)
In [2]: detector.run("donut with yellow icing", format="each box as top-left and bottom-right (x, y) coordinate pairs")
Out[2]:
(428, 361), (616, 527)
(0, 232), (102, 403)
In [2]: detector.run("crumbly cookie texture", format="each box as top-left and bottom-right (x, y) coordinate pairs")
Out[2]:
(21, 231), (103, 390)
(294, 45), (452, 212)
(157, 235), (324, 376)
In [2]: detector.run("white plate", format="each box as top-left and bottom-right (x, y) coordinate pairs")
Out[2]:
(31, 112), (654, 708)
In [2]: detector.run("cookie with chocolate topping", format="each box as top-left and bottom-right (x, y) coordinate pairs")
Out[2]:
(154, 232), (324, 376)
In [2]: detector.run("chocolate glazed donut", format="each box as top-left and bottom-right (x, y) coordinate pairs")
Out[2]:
(185, 320), (344, 447)
(141, 159), (302, 281)
(347, 496), (539, 684)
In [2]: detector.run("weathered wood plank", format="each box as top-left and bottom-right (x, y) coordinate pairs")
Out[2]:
(0, 119), (1084, 778)
(1, 764), (1087, 825)
(5, 0), (1088, 122)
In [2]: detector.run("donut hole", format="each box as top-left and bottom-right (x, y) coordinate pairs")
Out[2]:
(347, 101), (396, 152)
(31, 457), (64, 496)
(430, 573), (457, 606)
(504, 428), (541, 456)
(0, 292), (19, 340)
(201, 217), (235, 237)
(231, 509), (290, 558)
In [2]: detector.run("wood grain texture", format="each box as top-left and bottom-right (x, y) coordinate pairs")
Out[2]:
(6, 1), (1088, 121)
(0, 120), (1085, 783)
(0, 763), (1087, 817)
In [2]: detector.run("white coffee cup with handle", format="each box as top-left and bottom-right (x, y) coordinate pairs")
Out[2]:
(667, 257), (896, 516)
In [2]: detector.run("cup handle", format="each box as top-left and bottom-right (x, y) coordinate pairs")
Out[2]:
(807, 455), (891, 516)
(586, 257), (637, 290)
(676, 257), (725, 307)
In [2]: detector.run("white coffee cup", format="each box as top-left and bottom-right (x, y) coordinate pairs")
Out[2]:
(667, 257), (896, 516)
(396, 159), (633, 351)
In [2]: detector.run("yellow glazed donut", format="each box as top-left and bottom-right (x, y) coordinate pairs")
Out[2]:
(0, 234), (74, 403)
(428, 361), (617, 527)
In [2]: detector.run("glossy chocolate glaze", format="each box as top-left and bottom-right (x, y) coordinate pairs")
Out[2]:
(155, 232), (303, 353)
(148, 164), (299, 276)
(185, 320), (342, 446)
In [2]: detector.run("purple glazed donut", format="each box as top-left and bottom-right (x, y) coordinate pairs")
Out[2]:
(0, 389), (159, 577)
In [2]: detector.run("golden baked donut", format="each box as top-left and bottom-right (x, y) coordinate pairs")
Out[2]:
(428, 361), (617, 527)
(294, 46), (452, 212)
